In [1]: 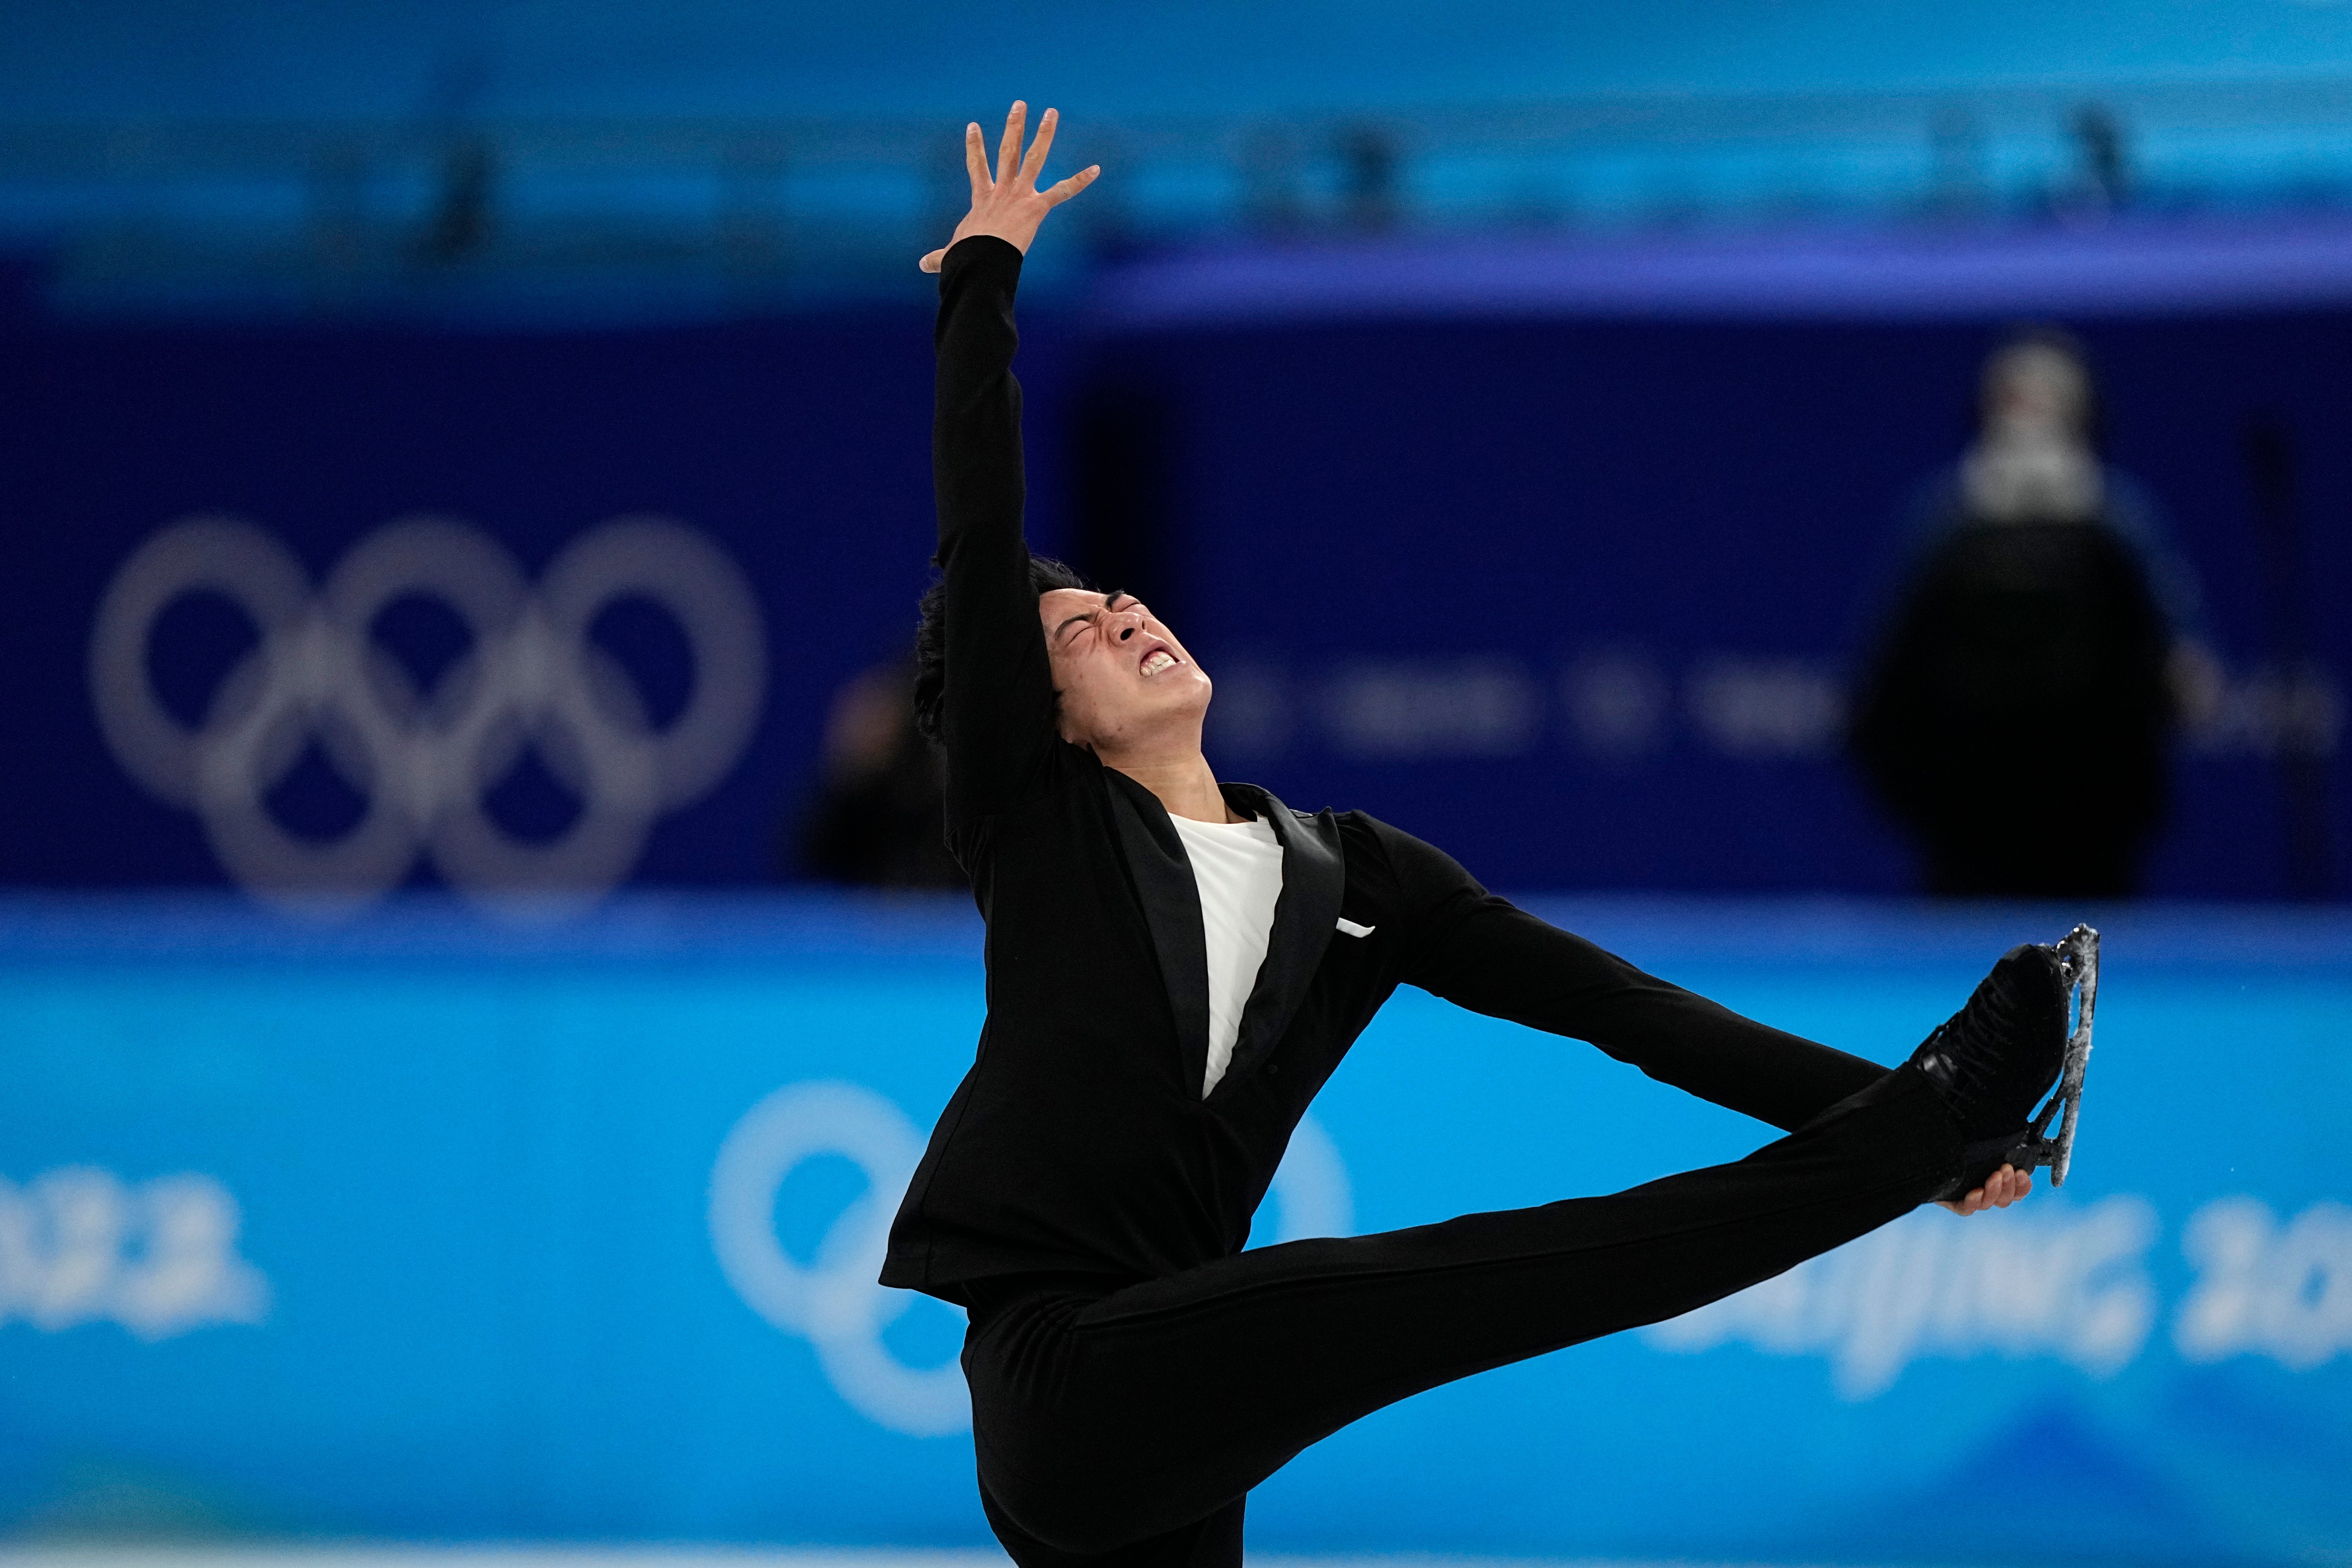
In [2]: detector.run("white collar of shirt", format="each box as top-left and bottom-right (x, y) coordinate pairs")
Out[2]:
(1168, 814), (1285, 1097)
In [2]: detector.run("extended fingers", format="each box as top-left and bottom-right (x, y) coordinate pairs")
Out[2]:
(1042, 164), (1101, 207)
(996, 101), (1027, 187)
(963, 122), (989, 196)
(1018, 107), (1060, 187)
(918, 247), (948, 273)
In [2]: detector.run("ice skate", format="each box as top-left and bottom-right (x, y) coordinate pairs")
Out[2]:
(1911, 925), (2100, 1199)
(2023, 925), (2098, 1186)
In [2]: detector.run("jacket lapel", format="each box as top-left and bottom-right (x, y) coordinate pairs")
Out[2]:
(1104, 769), (1213, 1093)
(1216, 783), (1344, 1093)
(1105, 772), (1346, 1102)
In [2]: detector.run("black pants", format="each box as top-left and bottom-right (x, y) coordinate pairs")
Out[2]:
(962, 1062), (1964, 1568)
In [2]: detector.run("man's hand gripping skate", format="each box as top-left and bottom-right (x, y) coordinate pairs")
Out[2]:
(1937, 1163), (2032, 1216)
(919, 101), (1100, 273)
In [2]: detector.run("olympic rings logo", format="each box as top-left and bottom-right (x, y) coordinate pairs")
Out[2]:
(709, 1082), (969, 1436)
(89, 514), (765, 914)
(707, 1081), (1355, 1437)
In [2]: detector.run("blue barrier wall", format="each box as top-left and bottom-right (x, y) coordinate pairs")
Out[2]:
(2, 894), (2347, 1563)
(1, 274), (2346, 900)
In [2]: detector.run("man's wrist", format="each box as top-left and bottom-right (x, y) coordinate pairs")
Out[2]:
(947, 233), (1027, 264)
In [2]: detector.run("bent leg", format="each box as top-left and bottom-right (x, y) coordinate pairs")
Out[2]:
(967, 1063), (1961, 1554)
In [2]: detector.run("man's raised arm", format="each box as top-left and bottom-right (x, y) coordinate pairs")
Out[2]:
(923, 104), (1098, 821)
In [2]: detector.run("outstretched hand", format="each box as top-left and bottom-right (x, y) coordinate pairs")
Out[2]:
(919, 101), (1099, 273)
(1938, 1162), (2032, 1215)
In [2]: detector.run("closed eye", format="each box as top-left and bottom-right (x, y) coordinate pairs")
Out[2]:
(1052, 592), (1137, 648)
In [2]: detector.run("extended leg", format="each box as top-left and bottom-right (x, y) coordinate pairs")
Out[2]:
(966, 1062), (1962, 1558)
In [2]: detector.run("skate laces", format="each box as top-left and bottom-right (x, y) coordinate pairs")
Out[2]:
(1913, 945), (2068, 1141)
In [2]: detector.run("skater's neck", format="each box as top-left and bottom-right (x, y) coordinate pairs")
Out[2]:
(1105, 747), (1237, 825)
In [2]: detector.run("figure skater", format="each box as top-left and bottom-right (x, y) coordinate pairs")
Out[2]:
(884, 103), (2075, 1568)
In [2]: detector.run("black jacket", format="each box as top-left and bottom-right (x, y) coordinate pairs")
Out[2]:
(879, 236), (1882, 1304)
(1850, 514), (2174, 897)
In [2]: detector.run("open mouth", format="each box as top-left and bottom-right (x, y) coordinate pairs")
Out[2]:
(1139, 647), (1179, 678)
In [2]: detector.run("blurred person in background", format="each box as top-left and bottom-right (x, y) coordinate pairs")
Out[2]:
(792, 649), (963, 887)
(884, 102), (2077, 1568)
(1851, 330), (2216, 898)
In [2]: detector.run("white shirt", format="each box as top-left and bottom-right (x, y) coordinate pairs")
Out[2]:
(1168, 813), (1286, 1097)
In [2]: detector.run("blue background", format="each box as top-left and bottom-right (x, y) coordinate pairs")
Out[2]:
(9, 2), (2352, 134)
(2, 894), (2347, 1563)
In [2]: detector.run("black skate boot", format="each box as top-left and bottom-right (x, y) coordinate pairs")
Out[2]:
(1911, 925), (2100, 1199)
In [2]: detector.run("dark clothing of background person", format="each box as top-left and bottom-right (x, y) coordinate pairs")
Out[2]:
(894, 235), (1970, 1568)
(1851, 335), (2192, 900)
(793, 653), (964, 887)
(1851, 510), (2174, 898)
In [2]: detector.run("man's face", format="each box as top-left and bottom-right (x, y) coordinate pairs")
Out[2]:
(1038, 588), (1211, 751)
(1985, 344), (2090, 440)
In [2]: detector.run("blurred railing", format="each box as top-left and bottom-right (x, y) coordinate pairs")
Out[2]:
(4, 77), (2352, 319)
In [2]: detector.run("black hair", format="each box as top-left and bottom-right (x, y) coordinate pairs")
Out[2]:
(912, 554), (1093, 747)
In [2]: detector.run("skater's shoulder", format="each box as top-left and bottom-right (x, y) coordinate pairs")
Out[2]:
(1291, 804), (1393, 855)
(1326, 810), (1484, 891)
(1335, 807), (1445, 852)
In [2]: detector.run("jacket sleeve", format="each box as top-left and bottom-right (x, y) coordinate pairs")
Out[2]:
(933, 235), (1060, 822)
(1376, 821), (1887, 1132)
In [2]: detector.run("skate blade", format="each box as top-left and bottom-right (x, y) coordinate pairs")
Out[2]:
(2012, 924), (2098, 1187)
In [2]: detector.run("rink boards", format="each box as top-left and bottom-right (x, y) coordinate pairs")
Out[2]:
(0, 894), (2346, 1565)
